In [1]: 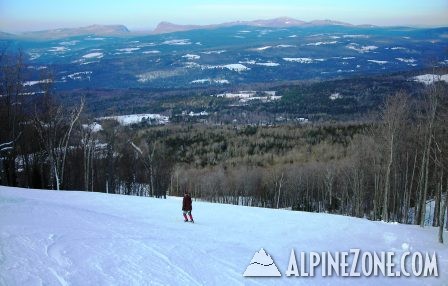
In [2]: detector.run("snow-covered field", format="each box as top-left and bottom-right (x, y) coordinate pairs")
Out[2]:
(23, 79), (52, 86)
(346, 44), (378, 53)
(214, 91), (281, 103)
(255, 62), (280, 67)
(204, 63), (250, 72)
(182, 54), (201, 60)
(413, 74), (448, 85)
(1, 186), (445, 286)
(48, 46), (70, 53)
(306, 41), (338, 46)
(82, 52), (104, 59)
(142, 50), (160, 54)
(343, 35), (369, 39)
(368, 60), (388, 65)
(116, 48), (141, 53)
(190, 78), (229, 84)
(275, 44), (296, 48)
(396, 57), (416, 64)
(162, 39), (191, 45)
(201, 50), (226, 55)
(98, 113), (169, 125)
(252, 46), (272, 51)
(330, 92), (343, 100)
(239, 60), (280, 67)
(283, 58), (325, 64)
(59, 40), (79, 46)
(62, 71), (92, 81)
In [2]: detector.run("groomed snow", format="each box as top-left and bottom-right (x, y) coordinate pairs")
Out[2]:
(0, 186), (446, 285)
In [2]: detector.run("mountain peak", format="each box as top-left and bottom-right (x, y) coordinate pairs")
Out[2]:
(153, 22), (201, 34)
(308, 19), (352, 26)
(84, 24), (130, 33)
(249, 17), (307, 27)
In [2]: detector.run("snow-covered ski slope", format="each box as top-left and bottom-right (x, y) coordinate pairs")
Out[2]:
(0, 186), (446, 286)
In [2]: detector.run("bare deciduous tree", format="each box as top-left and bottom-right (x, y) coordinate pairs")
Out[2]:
(380, 91), (410, 222)
(33, 80), (84, 190)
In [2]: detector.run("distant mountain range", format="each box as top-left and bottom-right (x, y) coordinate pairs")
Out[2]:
(13, 25), (130, 39)
(152, 17), (359, 34)
(5, 18), (445, 91)
(0, 31), (16, 39)
(2, 17), (376, 39)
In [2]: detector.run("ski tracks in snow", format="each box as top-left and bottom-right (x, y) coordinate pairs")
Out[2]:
(45, 234), (71, 286)
(143, 244), (202, 286)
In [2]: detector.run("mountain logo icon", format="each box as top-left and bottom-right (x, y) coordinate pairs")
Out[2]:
(243, 248), (282, 277)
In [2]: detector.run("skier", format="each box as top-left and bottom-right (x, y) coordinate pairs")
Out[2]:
(182, 191), (194, 223)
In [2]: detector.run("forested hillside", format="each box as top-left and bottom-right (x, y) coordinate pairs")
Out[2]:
(1, 39), (447, 243)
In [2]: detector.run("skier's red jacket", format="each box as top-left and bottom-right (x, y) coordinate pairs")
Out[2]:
(182, 194), (192, 211)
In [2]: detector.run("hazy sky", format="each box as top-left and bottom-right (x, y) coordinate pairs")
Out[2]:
(0, 0), (447, 32)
